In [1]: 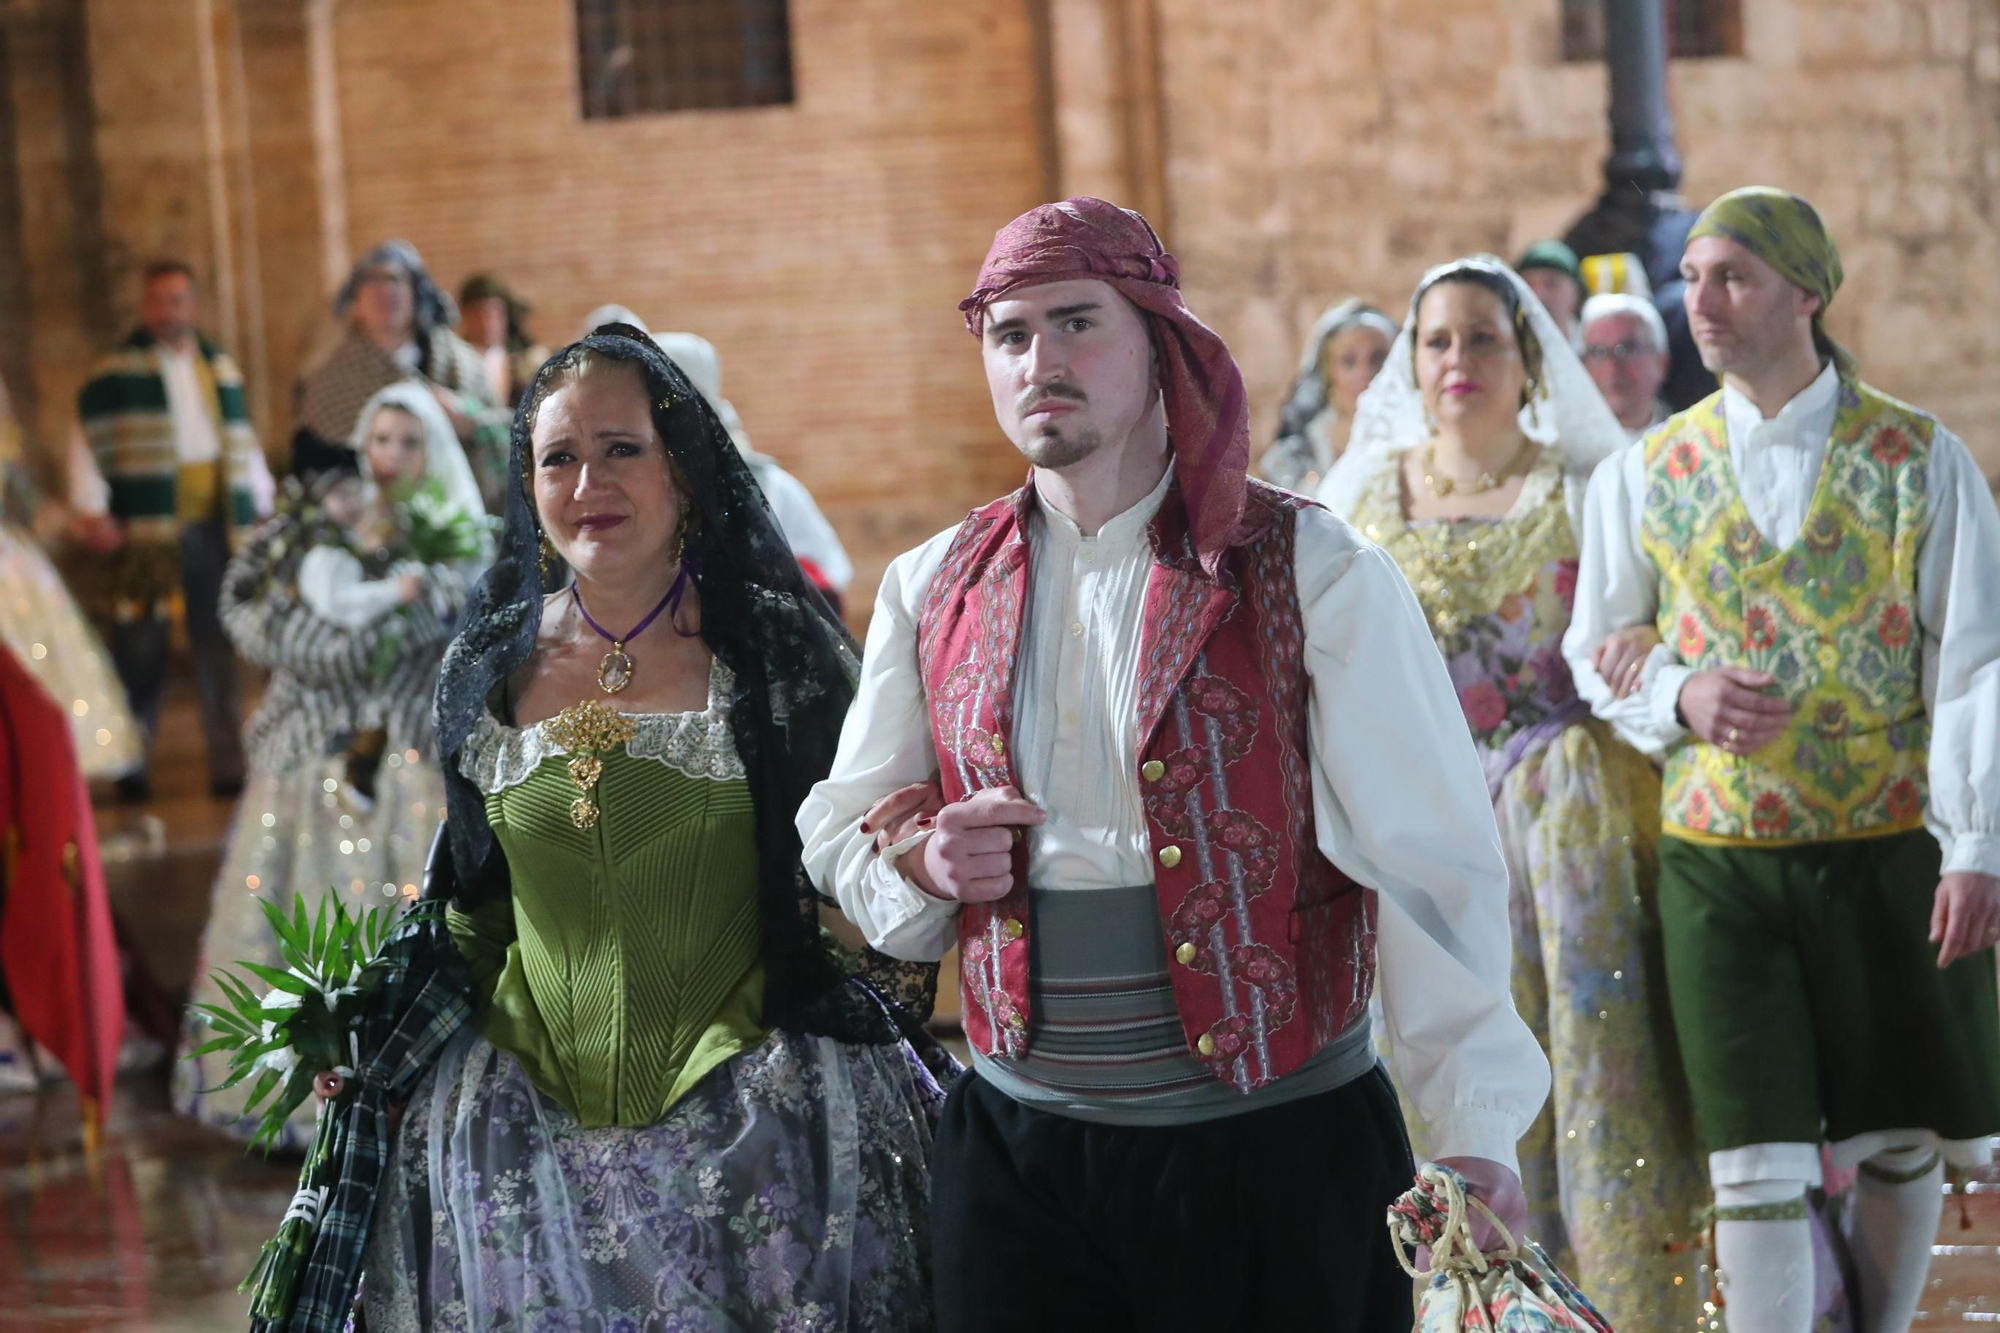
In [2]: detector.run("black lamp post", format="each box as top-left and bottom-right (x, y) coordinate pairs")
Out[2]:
(1562, 0), (1715, 409)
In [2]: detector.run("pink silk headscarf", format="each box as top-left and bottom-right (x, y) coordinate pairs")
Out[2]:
(959, 197), (1249, 564)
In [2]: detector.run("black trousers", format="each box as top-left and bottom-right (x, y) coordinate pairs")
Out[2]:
(931, 1067), (1416, 1333)
(109, 519), (243, 785)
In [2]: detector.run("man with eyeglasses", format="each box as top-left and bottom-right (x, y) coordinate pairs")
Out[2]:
(1580, 293), (1670, 440)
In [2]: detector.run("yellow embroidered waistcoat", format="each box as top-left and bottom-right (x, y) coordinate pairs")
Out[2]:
(1639, 379), (1932, 845)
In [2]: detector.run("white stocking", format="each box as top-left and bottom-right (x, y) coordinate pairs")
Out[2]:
(1713, 1178), (1815, 1333)
(1847, 1146), (1943, 1333)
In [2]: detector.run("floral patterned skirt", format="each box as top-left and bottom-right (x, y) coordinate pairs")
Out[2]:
(358, 1022), (945, 1333)
(1381, 718), (1709, 1332)
(1493, 718), (1709, 1333)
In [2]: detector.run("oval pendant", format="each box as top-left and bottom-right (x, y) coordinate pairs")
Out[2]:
(597, 648), (633, 694)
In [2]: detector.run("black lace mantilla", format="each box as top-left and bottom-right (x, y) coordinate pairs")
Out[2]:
(433, 325), (939, 1045)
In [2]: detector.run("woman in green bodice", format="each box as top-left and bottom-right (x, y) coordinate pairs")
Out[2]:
(355, 325), (952, 1330)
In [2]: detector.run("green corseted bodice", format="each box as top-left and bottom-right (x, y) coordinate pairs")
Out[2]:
(451, 659), (767, 1128)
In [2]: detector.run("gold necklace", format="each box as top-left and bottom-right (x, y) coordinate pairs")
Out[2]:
(1421, 439), (1534, 497)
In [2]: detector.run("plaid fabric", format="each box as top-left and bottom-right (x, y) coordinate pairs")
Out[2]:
(251, 837), (475, 1333)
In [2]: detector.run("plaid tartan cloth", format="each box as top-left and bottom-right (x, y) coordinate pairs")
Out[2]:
(251, 885), (474, 1333)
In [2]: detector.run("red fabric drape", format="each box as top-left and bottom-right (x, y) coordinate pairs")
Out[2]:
(0, 643), (122, 1129)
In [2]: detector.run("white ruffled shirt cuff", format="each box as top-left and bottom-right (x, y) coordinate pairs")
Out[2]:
(1647, 661), (1694, 742)
(862, 829), (958, 943)
(1420, 1105), (1525, 1177)
(1943, 832), (2000, 879)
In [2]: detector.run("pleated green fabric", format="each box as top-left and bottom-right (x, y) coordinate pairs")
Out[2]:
(449, 746), (767, 1129)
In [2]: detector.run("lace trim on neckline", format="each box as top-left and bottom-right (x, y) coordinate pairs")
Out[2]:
(458, 656), (744, 792)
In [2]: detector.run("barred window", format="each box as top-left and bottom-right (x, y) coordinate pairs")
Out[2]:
(1561, 0), (1742, 63)
(576, 0), (794, 118)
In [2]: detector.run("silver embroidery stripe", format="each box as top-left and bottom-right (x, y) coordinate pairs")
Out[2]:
(1172, 691), (1247, 1089)
(1197, 663), (1271, 1081)
(985, 912), (1012, 1056)
(947, 692), (975, 796)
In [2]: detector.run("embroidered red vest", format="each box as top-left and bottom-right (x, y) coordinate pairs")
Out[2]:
(916, 479), (1377, 1092)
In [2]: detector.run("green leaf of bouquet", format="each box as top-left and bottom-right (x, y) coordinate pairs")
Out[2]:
(187, 1035), (245, 1060)
(269, 1063), (318, 1128)
(243, 1066), (282, 1114)
(258, 896), (302, 954)
(238, 961), (313, 996)
(201, 1064), (257, 1093)
(190, 1006), (256, 1041)
(313, 891), (334, 960)
(211, 968), (265, 1013)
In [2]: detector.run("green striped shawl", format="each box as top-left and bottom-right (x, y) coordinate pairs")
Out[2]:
(77, 330), (261, 542)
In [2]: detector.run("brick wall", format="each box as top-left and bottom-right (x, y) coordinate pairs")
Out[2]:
(5, 0), (1995, 598)
(326, 0), (1048, 608)
(1150, 0), (2000, 484)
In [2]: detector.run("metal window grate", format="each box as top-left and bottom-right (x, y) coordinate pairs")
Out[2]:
(1561, 0), (1743, 63)
(576, 0), (794, 119)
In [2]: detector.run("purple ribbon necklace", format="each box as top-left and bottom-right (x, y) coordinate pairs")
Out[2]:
(571, 562), (694, 695)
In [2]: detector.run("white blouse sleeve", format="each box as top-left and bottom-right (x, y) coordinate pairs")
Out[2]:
(1917, 429), (2000, 877)
(796, 526), (964, 960)
(297, 545), (407, 631)
(1560, 447), (1691, 757)
(1296, 506), (1549, 1171)
(67, 424), (110, 516)
(243, 441), (278, 518)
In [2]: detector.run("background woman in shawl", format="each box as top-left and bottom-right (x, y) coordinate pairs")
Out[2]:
(1256, 298), (1395, 491)
(1318, 257), (1707, 1330)
(174, 383), (487, 1147)
(291, 241), (510, 511)
(356, 326), (948, 1330)
(458, 273), (548, 409)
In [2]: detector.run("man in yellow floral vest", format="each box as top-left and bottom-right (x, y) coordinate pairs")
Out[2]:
(1564, 187), (2000, 1333)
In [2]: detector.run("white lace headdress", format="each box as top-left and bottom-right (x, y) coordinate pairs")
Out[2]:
(348, 380), (493, 551)
(1316, 256), (1628, 520)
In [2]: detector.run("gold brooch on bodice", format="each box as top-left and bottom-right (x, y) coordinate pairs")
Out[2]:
(543, 699), (636, 829)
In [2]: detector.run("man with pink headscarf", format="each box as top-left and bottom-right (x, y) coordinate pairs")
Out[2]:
(801, 199), (1547, 1328)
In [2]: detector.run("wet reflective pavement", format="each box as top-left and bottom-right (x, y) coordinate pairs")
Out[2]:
(0, 1077), (296, 1331)
(0, 687), (1993, 1330)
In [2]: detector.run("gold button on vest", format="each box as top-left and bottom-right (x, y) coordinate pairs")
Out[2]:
(1196, 1033), (1215, 1056)
(1157, 845), (1181, 869)
(1175, 941), (1196, 965)
(1003, 917), (1024, 940)
(1141, 759), (1165, 782)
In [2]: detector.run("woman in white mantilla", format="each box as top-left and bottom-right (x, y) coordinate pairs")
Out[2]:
(1318, 257), (1707, 1329)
